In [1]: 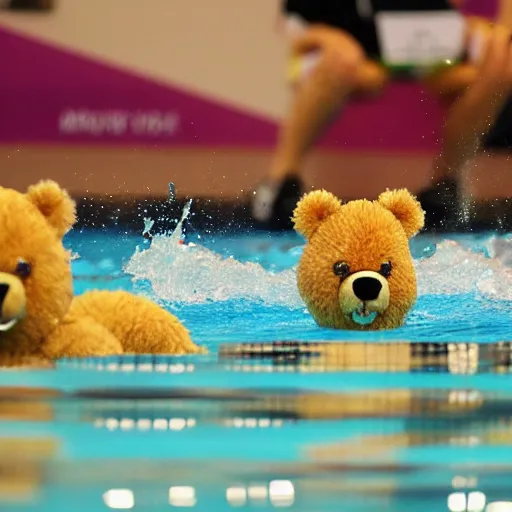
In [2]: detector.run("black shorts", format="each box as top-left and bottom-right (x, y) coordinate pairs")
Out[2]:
(283, 0), (456, 59)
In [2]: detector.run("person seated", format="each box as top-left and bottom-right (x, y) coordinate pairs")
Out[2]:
(251, 0), (512, 231)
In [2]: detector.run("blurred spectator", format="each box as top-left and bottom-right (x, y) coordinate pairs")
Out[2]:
(251, 0), (512, 231)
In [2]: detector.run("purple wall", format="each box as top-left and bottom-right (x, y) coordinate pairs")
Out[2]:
(0, 0), (500, 152)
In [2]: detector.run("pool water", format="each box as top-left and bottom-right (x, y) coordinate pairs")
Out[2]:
(70, 216), (512, 347)
(1, 215), (511, 512)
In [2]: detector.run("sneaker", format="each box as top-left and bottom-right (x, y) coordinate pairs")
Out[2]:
(416, 178), (461, 231)
(251, 174), (304, 230)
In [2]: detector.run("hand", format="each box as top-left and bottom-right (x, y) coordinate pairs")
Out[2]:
(291, 24), (365, 66)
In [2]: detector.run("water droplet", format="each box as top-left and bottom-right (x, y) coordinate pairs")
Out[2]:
(168, 182), (176, 202)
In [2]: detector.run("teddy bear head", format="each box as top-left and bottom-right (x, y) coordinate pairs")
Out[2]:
(292, 189), (425, 330)
(0, 181), (76, 354)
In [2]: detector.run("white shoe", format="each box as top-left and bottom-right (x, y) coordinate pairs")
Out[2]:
(251, 180), (279, 223)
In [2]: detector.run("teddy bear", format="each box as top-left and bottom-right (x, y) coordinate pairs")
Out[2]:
(292, 188), (425, 330)
(0, 180), (204, 367)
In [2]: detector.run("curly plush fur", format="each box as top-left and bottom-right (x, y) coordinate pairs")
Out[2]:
(0, 181), (203, 367)
(292, 189), (425, 330)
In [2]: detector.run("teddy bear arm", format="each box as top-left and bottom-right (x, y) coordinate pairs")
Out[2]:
(121, 301), (203, 354)
(42, 316), (123, 359)
(0, 353), (54, 369)
(71, 291), (204, 355)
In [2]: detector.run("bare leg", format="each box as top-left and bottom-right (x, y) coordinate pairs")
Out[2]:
(253, 26), (388, 228)
(418, 24), (512, 229)
(438, 24), (512, 177)
(270, 56), (387, 180)
(433, 98), (512, 184)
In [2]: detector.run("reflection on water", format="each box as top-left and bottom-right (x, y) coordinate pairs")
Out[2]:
(218, 341), (512, 375)
(1, 344), (512, 510)
(45, 340), (512, 376)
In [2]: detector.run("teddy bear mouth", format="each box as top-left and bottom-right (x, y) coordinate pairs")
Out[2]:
(351, 306), (378, 326)
(0, 318), (18, 332)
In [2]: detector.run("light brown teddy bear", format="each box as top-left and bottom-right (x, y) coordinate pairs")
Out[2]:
(0, 180), (203, 367)
(292, 189), (425, 330)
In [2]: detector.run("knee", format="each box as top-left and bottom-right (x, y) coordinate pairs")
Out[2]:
(471, 24), (512, 91)
(316, 48), (364, 90)
(422, 65), (478, 97)
(356, 62), (389, 95)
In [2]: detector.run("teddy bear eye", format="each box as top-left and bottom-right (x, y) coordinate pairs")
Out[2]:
(379, 261), (392, 278)
(15, 259), (32, 279)
(333, 261), (350, 278)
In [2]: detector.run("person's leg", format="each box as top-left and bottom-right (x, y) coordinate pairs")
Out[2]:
(270, 54), (387, 181)
(415, 66), (477, 230)
(418, 23), (512, 230)
(252, 27), (388, 229)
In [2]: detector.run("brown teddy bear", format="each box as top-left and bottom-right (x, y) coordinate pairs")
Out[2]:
(0, 180), (204, 367)
(292, 189), (425, 330)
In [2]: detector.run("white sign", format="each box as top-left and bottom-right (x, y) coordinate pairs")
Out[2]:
(375, 11), (466, 67)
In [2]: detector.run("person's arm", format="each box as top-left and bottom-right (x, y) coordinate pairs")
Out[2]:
(498, 0), (512, 28)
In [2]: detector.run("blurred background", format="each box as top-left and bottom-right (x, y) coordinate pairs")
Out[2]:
(0, 0), (510, 221)
(1, 4), (512, 511)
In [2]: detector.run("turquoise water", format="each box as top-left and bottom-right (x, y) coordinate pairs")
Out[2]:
(1, 220), (511, 511)
(69, 227), (512, 347)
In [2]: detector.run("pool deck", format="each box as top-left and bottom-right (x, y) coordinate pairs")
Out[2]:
(73, 188), (511, 234)
(2, 145), (510, 233)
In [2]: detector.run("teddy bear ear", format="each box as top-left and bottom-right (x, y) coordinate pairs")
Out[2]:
(292, 190), (343, 240)
(26, 180), (76, 237)
(378, 189), (425, 238)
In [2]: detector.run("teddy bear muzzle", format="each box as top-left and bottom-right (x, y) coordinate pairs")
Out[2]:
(0, 273), (26, 333)
(339, 271), (390, 327)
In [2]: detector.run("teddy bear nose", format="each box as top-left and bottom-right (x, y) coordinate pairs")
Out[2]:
(0, 283), (9, 310)
(352, 277), (382, 302)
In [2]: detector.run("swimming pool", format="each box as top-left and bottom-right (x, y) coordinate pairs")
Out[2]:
(0, 212), (511, 512)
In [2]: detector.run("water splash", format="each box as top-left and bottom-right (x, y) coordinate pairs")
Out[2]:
(142, 218), (154, 238)
(125, 202), (302, 307)
(168, 182), (176, 203)
(125, 204), (512, 307)
(415, 240), (512, 300)
(489, 236), (512, 268)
